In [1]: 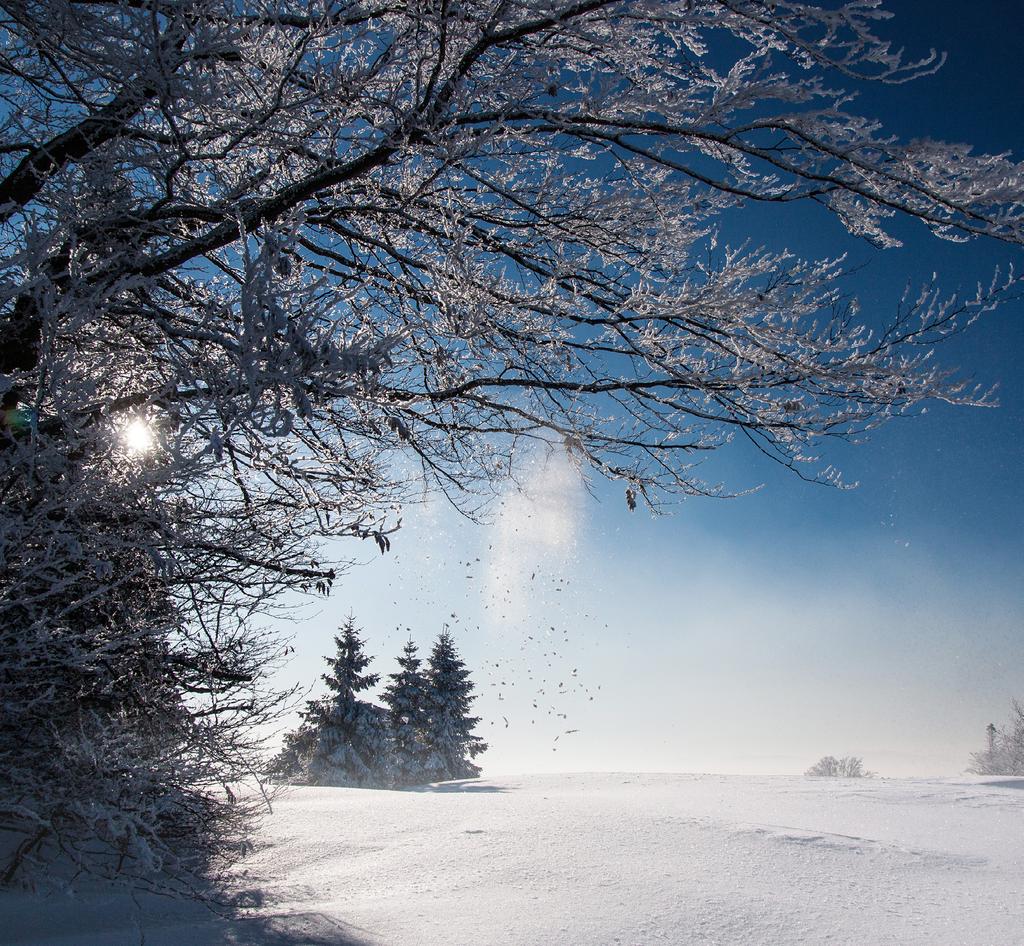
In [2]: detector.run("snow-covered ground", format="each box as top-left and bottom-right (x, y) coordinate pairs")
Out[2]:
(4, 773), (1023, 945)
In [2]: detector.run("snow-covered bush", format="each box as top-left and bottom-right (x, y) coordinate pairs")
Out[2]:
(805, 756), (872, 778)
(968, 703), (1024, 776)
(0, 448), (278, 890)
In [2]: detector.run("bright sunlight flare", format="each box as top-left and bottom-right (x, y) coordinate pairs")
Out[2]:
(120, 417), (154, 455)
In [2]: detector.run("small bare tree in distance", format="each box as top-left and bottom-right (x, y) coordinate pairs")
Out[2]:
(806, 756), (873, 778)
(968, 703), (1024, 776)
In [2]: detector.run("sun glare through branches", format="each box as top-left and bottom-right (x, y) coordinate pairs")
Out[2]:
(119, 417), (155, 455)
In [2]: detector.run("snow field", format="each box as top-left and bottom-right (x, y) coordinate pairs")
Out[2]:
(4, 773), (1023, 945)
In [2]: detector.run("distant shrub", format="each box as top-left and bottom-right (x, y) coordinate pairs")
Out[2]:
(805, 755), (873, 777)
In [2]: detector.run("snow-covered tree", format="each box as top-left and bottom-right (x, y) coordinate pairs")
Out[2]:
(264, 715), (320, 785)
(424, 632), (487, 781)
(381, 640), (438, 787)
(805, 755), (872, 778)
(0, 495), (284, 889)
(968, 703), (1024, 776)
(302, 618), (392, 787)
(4, 0), (1024, 885)
(969, 722), (1002, 777)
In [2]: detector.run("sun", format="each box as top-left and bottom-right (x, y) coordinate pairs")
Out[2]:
(121, 417), (155, 455)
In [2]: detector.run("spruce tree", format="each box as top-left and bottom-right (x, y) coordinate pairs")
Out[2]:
(270, 616), (392, 787)
(424, 631), (488, 781)
(380, 640), (435, 787)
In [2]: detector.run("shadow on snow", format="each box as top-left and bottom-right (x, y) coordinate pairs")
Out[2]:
(411, 779), (512, 794)
(1, 887), (377, 946)
(204, 910), (376, 946)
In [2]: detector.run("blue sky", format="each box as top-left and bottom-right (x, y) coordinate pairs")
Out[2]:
(271, 0), (1024, 777)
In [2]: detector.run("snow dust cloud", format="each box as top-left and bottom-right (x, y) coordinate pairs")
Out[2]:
(484, 448), (583, 628)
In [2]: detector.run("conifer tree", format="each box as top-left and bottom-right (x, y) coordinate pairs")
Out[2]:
(270, 616), (392, 787)
(424, 631), (488, 781)
(380, 640), (435, 787)
(321, 616), (380, 705)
